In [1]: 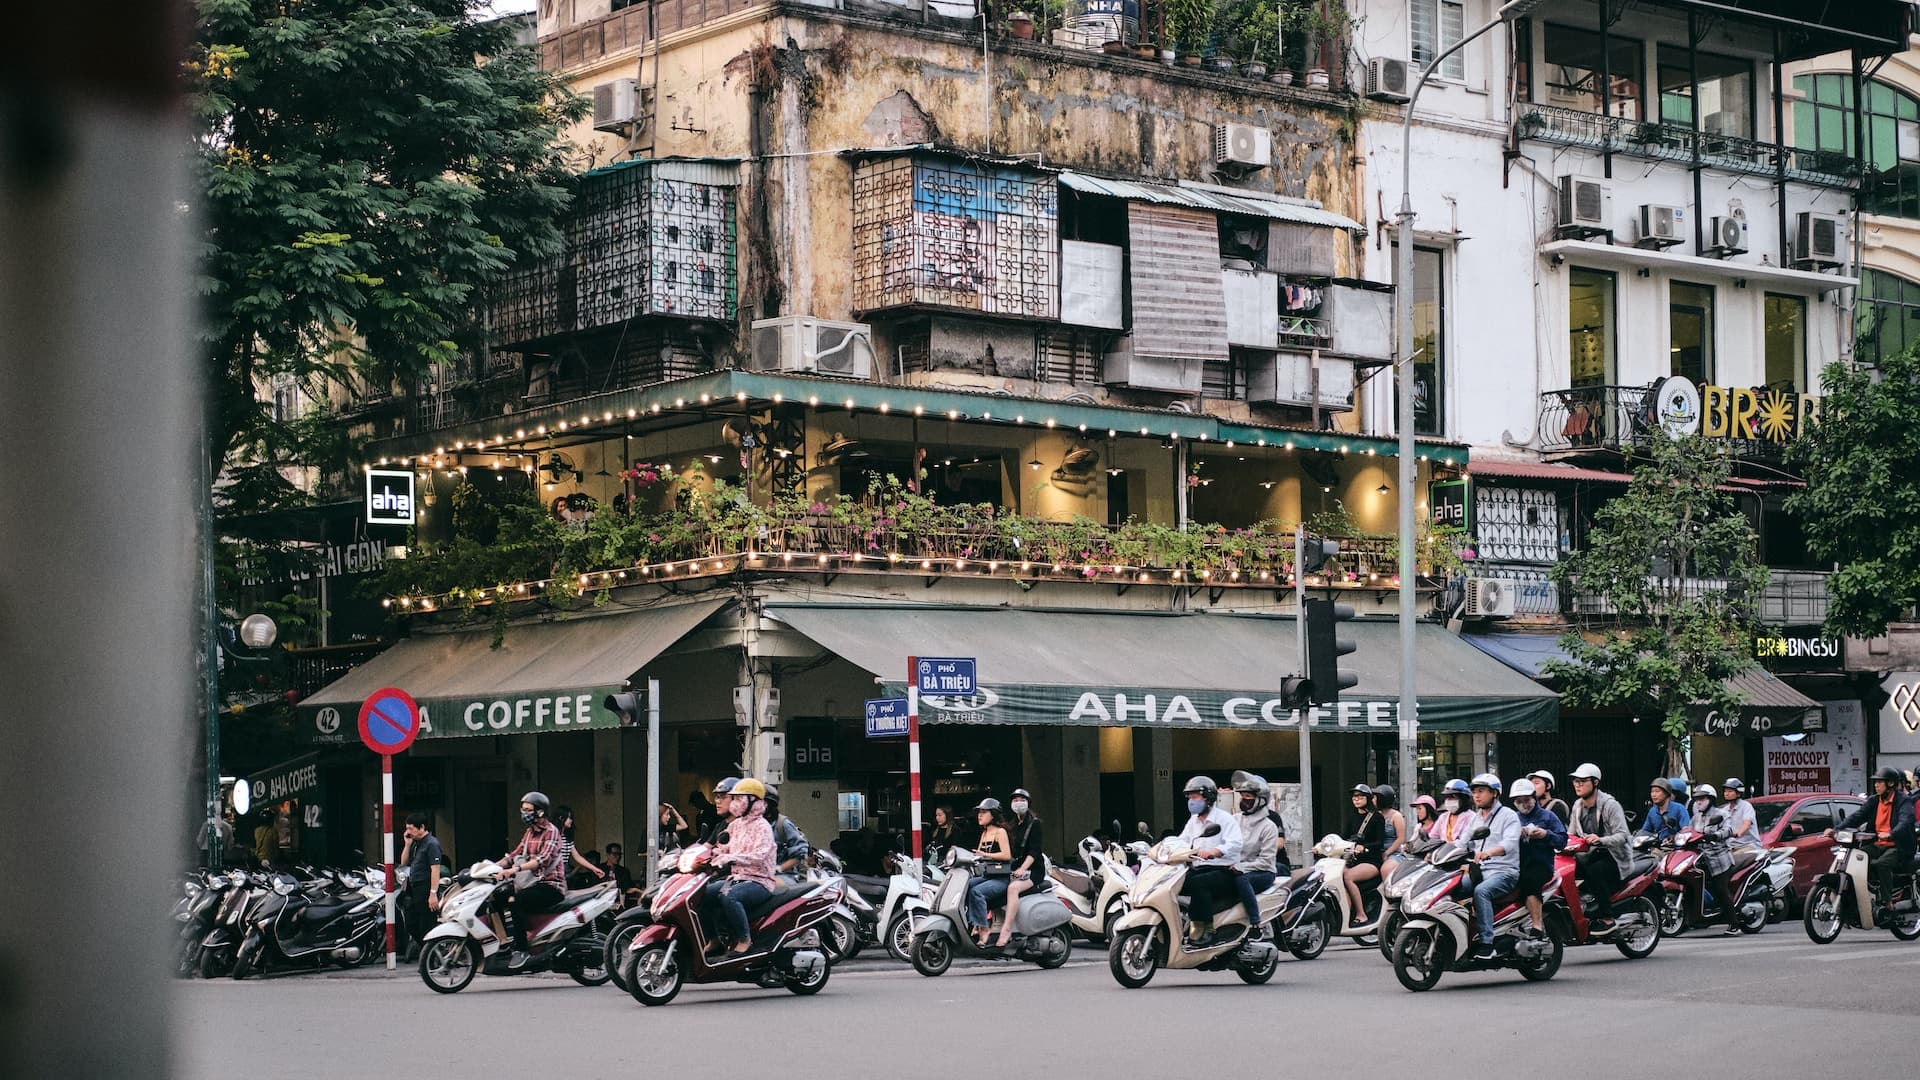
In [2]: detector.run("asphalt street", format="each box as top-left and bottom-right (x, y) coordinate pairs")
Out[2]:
(177, 930), (1917, 1078)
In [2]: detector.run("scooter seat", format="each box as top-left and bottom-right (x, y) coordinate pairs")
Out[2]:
(1052, 866), (1092, 894)
(561, 884), (608, 907)
(1729, 847), (1762, 871)
(844, 874), (889, 902)
(1626, 853), (1656, 879)
(298, 900), (356, 924)
(745, 882), (817, 920)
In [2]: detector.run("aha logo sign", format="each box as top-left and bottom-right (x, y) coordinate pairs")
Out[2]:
(365, 468), (416, 525)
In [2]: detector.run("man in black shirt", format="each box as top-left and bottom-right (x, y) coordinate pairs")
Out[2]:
(400, 813), (444, 963)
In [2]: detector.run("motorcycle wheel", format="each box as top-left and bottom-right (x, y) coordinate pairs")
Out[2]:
(1890, 911), (1920, 941)
(1099, 898), (1127, 944)
(605, 922), (645, 990)
(1235, 945), (1279, 985)
(1033, 926), (1072, 969)
(627, 942), (684, 1006)
(1658, 892), (1686, 938)
(567, 934), (611, 986)
(1802, 884), (1843, 944)
(418, 938), (479, 994)
(1516, 931), (1563, 982)
(1390, 925), (1447, 993)
(1378, 910), (1404, 960)
(196, 947), (229, 981)
(822, 914), (861, 964)
(1287, 906), (1333, 962)
(910, 932), (952, 977)
(230, 940), (260, 981)
(1613, 897), (1660, 959)
(1107, 927), (1158, 989)
(884, 912), (916, 962)
(1737, 894), (1768, 935)
(786, 955), (832, 996)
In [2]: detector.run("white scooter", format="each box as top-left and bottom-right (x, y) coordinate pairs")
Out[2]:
(878, 853), (937, 961)
(1050, 836), (1136, 943)
(1302, 834), (1384, 945)
(417, 860), (619, 993)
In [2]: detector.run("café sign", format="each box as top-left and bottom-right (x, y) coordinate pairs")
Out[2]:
(305, 686), (624, 743)
(1753, 627), (1843, 673)
(1652, 376), (1819, 447)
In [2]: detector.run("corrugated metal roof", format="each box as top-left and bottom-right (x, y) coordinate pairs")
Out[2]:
(1469, 459), (1630, 484)
(1724, 667), (1822, 712)
(1059, 172), (1366, 232)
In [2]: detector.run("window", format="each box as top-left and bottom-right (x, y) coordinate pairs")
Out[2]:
(1543, 24), (1643, 120)
(271, 377), (300, 423)
(1858, 269), (1920, 365)
(1411, 0), (1465, 81)
(1412, 247), (1445, 435)
(1764, 294), (1805, 390)
(1785, 801), (1834, 838)
(1569, 267), (1616, 388)
(1796, 75), (1920, 218)
(1658, 47), (1753, 138)
(1670, 281), (1715, 383)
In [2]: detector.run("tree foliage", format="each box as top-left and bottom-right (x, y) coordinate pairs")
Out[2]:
(189, 0), (585, 540)
(1787, 348), (1920, 637)
(1542, 432), (1768, 772)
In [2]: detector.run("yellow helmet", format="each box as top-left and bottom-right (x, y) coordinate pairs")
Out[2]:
(731, 778), (768, 799)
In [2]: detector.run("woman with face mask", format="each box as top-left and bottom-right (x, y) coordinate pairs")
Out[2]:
(1428, 779), (1473, 843)
(702, 778), (779, 956)
(994, 789), (1046, 949)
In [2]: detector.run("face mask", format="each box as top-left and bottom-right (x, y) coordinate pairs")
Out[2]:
(1187, 797), (1208, 815)
(1443, 797), (1461, 813)
(520, 811), (537, 826)
(1010, 800), (1029, 815)
(1239, 796), (1259, 814)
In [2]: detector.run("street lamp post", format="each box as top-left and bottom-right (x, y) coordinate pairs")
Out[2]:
(1393, 0), (1545, 792)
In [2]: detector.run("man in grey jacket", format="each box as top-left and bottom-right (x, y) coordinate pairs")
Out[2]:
(1465, 773), (1522, 961)
(1228, 774), (1282, 937)
(1566, 762), (1631, 930)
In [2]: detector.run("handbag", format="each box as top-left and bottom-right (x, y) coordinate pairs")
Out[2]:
(513, 868), (538, 890)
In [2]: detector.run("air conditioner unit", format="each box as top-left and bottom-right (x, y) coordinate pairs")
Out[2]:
(1794, 211), (1846, 268)
(1463, 577), (1517, 618)
(1709, 212), (1749, 256)
(1637, 204), (1685, 248)
(592, 78), (641, 133)
(748, 316), (875, 378)
(1558, 176), (1613, 232)
(1214, 123), (1273, 170)
(1365, 57), (1412, 103)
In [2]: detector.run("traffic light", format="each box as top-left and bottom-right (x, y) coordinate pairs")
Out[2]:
(1281, 675), (1311, 710)
(1303, 598), (1358, 706)
(604, 690), (644, 726)
(1301, 536), (1340, 573)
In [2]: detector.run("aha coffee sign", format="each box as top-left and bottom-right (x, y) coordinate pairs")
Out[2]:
(365, 468), (416, 526)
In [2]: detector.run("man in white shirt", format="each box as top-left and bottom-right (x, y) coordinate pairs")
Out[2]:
(1177, 776), (1243, 945)
(1465, 773), (1521, 961)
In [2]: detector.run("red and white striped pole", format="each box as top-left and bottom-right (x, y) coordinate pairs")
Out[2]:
(907, 656), (923, 861)
(382, 753), (396, 970)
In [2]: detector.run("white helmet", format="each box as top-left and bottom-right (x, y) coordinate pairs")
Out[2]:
(1569, 763), (1603, 783)
(1469, 773), (1501, 792)
(1508, 779), (1535, 799)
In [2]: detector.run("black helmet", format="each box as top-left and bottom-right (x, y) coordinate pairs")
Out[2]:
(1650, 778), (1680, 798)
(1182, 776), (1219, 801)
(1720, 777), (1746, 796)
(973, 798), (1002, 814)
(1372, 784), (1399, 810)
(1875, 766), (1904, 786)
(1352, 783), (1375, 797)
(520, 791), (550, 815)
(1233, 774), (1269, 798)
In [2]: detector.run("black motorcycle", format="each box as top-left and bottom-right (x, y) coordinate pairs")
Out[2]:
(231, 870), (384, 979)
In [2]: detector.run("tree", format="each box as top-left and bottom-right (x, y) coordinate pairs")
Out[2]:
(1787, 348), (1920, 637)
(1541, 432), (1769, 775)
(189, 0), (585, 550)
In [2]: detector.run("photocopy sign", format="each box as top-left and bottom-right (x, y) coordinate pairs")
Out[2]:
(364, 469), (416, 526)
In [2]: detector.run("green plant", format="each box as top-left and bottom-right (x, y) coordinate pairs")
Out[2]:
(1165, 0), (1216, 54)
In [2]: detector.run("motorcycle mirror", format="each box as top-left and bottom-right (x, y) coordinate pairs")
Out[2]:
(1200, 824), (1222, 838)
(1470, 825), (1490, 840)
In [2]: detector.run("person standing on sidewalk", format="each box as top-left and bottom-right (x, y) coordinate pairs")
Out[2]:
(400, 813), (443, 962)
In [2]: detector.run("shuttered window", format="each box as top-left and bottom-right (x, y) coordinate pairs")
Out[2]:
(1125, 203), (1229, 363)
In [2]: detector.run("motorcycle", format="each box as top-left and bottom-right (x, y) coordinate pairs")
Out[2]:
(623, 845), (840, 1005)
(1802, 829), (1920, 943)
(1051, 836), (1136, 944)
(1270, 864), (1334, 960)
(877, 853), (936, 961)
(418, 860), (617, 993)
(176, 870), (235, 977)
(197, 870), (270, 979)
(604, 846), (683, 990)
(909, 847), (1074, 976)
(1376, 835), (1447, 958)
(1655, 830), (1779, 936)
(1388, 829), (1564, 992)
(1546, 833), (1662, 959)
(232, 869), (385, 979)
(1105, 833), (1285, 988)
(1301, 834), (1384, 947)
(809, 850), (867, 962)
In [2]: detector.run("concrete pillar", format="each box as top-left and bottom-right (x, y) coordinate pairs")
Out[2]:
(1019, 726), (1099, 859)
(593, 728), (624, 855)
(1132, 727), (1175, 838)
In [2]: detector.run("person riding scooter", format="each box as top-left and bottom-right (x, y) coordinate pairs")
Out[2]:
(1464, 774), (1521, 961)
(763, 785), (811, 881)
(1528, 771), (1572, 829)
(1687, 784), (1742, 935)
(1230, 775), (1281, 938)
(1342, 784), (1385, 918)
(1721, 778), (1762, 854)
(1831, 767), (1917, 912)
(1429, 779), (1474, 843)
(701, 778), (739, 845)
(1566, 763), (1631, 932)
(499, 791), (567, 963)
(1642, 778), (1691, 841)
(1509, 778), (1566, 940)
(702, 778), (779, 957)
(1177, 777), (1242, 945)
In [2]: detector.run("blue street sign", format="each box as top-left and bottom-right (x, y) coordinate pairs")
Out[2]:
(864, 697), (911, 738)
(916, 657), (977, 696)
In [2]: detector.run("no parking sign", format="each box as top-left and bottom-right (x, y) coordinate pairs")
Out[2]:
(358, 687), (420, 756)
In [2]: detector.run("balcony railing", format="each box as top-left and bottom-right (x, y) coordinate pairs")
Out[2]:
(1515, 104), (1858, 187)
(288, 641), (386, 699)
(1539, 384), (1655, 455)
(1567, 570), (1827, 623)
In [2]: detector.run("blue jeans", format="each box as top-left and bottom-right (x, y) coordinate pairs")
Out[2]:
(1472, 869), (1519, 947)
(966, 876), (1009, 929)
(702, 878), (770, 942)
(1232, 870), (1277, 927)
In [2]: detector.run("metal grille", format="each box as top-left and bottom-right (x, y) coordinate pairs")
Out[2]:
(852, 156), (1059, 319)
(1035, 329), (1100, 385)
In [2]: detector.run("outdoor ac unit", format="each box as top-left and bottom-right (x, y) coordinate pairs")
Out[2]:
(1558, 176), (1613, 232)
(1709, 211), (1749, 256)
(1794, 211), (1845, 268)
(1365, 57), (1412, 102)
(592, 78), (642, 133)
(748, 316), (875, 378)
(1214, 123), (1273, 170)
(1637, 204), (1684, 248)
(1463, 577), (1517, 618)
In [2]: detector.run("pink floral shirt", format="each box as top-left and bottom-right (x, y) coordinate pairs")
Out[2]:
(712, 812), (778, 890)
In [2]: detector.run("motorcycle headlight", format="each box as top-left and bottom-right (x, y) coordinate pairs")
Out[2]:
(1405, 878), (1456, 916)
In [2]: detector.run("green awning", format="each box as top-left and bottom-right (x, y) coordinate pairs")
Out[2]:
(769, 605), (1557, 733)
(297, 600), (725, 743)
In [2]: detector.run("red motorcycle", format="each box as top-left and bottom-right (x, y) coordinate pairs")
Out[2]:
(1547, 834), (1662, 959)
(623, 846), (842, 1005)
(1655, 829), (1779, 936)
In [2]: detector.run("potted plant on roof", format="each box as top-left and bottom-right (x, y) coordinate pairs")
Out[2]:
(1166, 0), (1213, 65)
(1300, 0), (1346, 89)
(1237, 2), (1276, 79)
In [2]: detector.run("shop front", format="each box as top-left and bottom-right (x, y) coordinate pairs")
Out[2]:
(1878, 671), (1920, 780)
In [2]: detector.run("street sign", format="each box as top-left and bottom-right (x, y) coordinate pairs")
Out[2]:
(358, 687), (421, 756)
(865, 697), (911, 738)
(916, 657), (977, 696)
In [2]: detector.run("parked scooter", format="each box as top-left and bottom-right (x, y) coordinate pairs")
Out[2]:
(1388, 829), (1564, 991)
(604, 846), (682, 990)
(232, 870), (385, 979)
(1802, 828), (1920, 943)
(878, 853), (936, 961)
(1655, 830), (1780, 936)
(623, 845), (840, 1005)
(197, 870), (271, 979)
(809, 850), (867, 962)
(1547, 833), (1662, 959)
(1052, 836), (1136, 944)
(1106, 832), (1284, 988)
(418, 860), (617, 993)
(909, 847), (1073, 976)
(1302, 835), (1384, 946)
(177, 870), (236, 977)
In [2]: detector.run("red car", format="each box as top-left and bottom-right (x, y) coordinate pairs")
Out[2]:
(1751, 793), (1866, 911)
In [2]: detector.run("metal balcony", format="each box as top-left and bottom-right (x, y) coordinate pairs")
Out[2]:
(1514, 104), (1858, 188)
(1539, 384), (1654, 455)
